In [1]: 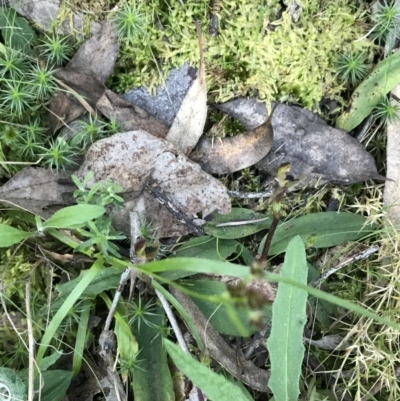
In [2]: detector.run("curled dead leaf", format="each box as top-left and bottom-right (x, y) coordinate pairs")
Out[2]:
(191, 107), (275, 174)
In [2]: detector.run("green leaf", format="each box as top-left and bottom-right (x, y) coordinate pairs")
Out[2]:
(42, 205), (105, 229)
(336, 51), (400, 132)
(36, 258), (104, 365)
(145, 257), (250, 278)
(131, 306), (174, 401)
(174, 236), (241, 259)
(267, 236), (308, 401)
(0, 223), (31, 246)
(264, 273), (400, 332)
(0, 7), (37, 52)
(204, 208), (272, 239)
(164, 339), (251, 401)
(55, 265), (121, 300)
(180, 279), (272, 336)
(261, 212), (372, 256)
(0, 367), (26, 401)
(34, 370), (73, 401)
(115, 314), (139, 381)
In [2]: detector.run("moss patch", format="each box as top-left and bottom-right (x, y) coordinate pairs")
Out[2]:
(111, 0), (372, 109)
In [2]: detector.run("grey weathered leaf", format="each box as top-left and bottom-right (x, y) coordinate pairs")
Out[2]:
(0, 167), (75, 219)
(216, 98), (383, 186)
(76, 131), (231, 237)
(68, 20), (119, 83)
(165, 24), (207, 155)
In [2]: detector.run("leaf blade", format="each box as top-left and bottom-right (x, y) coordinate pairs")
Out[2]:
(267, 236), (308, 401)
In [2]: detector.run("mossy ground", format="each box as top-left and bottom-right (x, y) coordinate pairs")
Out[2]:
(1, 1), (399, 400)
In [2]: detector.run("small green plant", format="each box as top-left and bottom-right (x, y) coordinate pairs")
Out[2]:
(40, 136), (78, 171)
(0, 81), (35, 117)
(39, 32), (73, 66)
(372, 95), (400, 124)
(370, 0), (400, 43)
(71, 114), (108, 147)
(0, 47), (29, 79)
(336, 52), (368, 84)
(27, 62), (57, 99)
(110, 2), (146, 44)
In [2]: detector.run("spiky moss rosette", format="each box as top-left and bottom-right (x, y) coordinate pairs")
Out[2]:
(111, 0), (371, 109)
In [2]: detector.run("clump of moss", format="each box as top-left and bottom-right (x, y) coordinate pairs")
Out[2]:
(111, 0), (371, 109)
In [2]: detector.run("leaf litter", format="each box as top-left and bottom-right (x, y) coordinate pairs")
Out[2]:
(0, 7), (391, 401)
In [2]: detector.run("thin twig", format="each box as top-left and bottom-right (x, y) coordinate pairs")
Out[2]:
(227, 189), (272, 199)
(155, 287), (189, 353)
(309, 244), (379, 287)
(216, 216), (271, 227)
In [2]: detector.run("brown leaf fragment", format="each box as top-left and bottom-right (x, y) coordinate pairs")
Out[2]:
(68, 20), (119, 83)
(217, 98), (384, 186)
(0, 167), (75, 219)
(76, 131), (230, 237)
(48, 68), (106, 131)
(96, 90), (169, 138)
(165, 22), (207, 155)
(191, 108), (274, 174)
(169, 287), (271, 393)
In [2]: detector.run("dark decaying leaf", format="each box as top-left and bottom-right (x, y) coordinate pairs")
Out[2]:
(96, 90), (169, 138)
(68, 20), (119, 83)
(191, 107), (274, 174)
(76, 130), (231, 237)
(48, 69), (106, 132)
(169, 287), (271, 392)
(216, 98), (384, 186)
(0, 167), (75, 219)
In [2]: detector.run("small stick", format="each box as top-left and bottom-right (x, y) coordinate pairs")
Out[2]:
(309, 244), (379, 287)
(155, 287), (189, 354)
(228, 189), (272, 199)
(145, 177), (204, 236)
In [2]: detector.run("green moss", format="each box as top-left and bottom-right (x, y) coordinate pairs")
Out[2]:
(111, 0), (372, 109)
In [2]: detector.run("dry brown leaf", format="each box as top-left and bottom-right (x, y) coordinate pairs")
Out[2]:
(96, 90), (169, 139)
(48, 68), (106, 131)
(191, 108), (275, 174)
(68, 20), (119, 83)
(76, 131), (231, 237)
(0, 167), (75, 219)
(165, 22), (207, 155)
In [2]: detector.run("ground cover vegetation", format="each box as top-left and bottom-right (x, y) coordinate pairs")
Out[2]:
(1, 0), (400, 400)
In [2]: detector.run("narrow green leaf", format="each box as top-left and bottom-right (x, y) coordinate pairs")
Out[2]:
(34, 370), (73, 401)
(42, 205), (105, 229)
(267, 236), (308, 401)
(261, 212), (371, 256)
(0, 223), (31, 247)
(336, 51), (400, 132)
(72, 299), (91, 376)
(174, 236), (241, 259)
(204, 208), (272, 239)
(36, 258), (104, 365)
(145, 257), (250, 278)
(164, 339), (251, 401)
(131, 306), (174, 401)
(264, 273), (400, 332)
